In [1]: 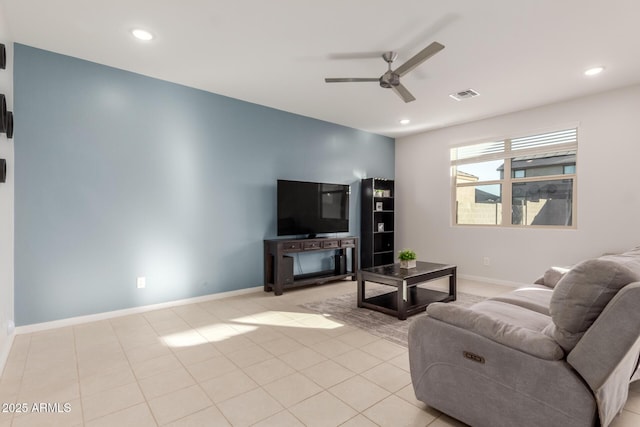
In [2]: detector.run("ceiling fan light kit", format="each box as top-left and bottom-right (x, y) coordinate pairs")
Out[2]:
(325, 41), (445, 103)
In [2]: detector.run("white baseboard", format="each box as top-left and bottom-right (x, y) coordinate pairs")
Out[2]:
(15, 286), (263, 335)
(458, 274), (525, 289)
(0, 332), (15, 377)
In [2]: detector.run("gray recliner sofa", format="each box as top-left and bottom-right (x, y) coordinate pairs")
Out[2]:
(408, 247), (640, 427)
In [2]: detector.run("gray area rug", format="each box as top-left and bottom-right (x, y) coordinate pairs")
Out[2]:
(301, 290), (485, 347)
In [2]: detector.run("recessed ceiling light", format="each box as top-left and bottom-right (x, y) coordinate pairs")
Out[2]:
(399, 119), (410, 125)
(584, 66), (604, 76)
(131, 29), (154, 41)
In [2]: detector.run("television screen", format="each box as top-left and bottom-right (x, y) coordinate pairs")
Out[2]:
(277, 180), (350, 237)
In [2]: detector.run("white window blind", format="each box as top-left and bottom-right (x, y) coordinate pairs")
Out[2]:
(511, 129), (577, 151)
(451, 141), (504, 161)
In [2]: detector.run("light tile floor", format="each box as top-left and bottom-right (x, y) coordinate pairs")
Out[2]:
(1, 278), (639, 426)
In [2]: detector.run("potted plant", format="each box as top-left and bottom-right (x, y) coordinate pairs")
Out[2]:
(398, 249), (417, 269)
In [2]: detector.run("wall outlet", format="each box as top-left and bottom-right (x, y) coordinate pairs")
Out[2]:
(137, 276), (146, 289)
(6, 320), (15, 335)
(483, 257), (491, 266)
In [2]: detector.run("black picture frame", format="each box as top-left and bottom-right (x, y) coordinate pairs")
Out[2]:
(6, 112), (13, 139)
(0, 94), (6, 133)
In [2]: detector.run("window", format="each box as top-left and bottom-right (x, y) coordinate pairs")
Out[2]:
(451, 128), (577, 227)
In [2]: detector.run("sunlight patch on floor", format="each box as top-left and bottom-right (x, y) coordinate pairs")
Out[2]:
(159, 310), (344, 349)
(160, 329), (209, 348)
(195, 323), (256, 343)
(232, 310), (344, 330)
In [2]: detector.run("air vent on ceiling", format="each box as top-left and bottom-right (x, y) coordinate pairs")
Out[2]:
(449, 89), (480, 101)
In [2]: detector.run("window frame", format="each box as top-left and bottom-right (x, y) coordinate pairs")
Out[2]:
(451, 128), (578, 229)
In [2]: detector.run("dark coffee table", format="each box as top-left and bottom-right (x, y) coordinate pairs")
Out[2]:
(357, 261), (457, 320)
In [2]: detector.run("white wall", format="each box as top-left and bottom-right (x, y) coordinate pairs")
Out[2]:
(0, 2), (15, 372)
(396, 84), (640, 285)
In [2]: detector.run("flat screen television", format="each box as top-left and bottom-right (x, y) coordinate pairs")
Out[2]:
(277, 179), (350, 237)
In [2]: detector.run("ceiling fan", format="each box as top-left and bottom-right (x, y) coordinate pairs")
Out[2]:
(324, 41), (445, 103)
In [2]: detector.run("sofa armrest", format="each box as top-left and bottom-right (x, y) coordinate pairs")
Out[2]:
(568, 282), (640, 388)
(426, 303), (564, 360)
(567, 282), (640, 427)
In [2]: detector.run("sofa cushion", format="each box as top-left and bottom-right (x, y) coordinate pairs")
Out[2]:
(539, 266), (571, 289)
(491, 284), (553, 315)
(471, 299), (552, 330)
(426, 302), (564, 360)
(548, 258), (640, 352)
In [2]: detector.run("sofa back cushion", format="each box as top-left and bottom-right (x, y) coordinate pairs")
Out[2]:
(548, 258), (640, 352)
(599, 247), (640, 275)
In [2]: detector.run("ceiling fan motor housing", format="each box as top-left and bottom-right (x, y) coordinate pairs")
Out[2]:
(379, 72), (400, 88)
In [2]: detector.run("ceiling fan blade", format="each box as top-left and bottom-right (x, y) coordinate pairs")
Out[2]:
(392, 84), (416, 103)
(394, 41), (445, 77)
(324, 78), (379, 83)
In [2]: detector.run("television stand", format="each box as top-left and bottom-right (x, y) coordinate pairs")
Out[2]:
(263, 237), (359, 295)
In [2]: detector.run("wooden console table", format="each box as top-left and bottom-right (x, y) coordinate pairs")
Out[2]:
(263, 237), (358, 295)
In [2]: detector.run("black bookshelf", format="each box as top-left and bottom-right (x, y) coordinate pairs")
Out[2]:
(361, 178), (394, 268)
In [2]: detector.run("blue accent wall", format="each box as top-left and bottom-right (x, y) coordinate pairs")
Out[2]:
(14, 44), (394, 326)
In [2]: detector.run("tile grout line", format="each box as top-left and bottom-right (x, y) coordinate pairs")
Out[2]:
(140, 310), (210, 426)
(106, 315), (161, 426)
(188, 301), (296, 426)
(7, 334), (30, 425)
(166, 299), (338, 426)
(71, 324), (85, 426)
(166, 304), (237, 426)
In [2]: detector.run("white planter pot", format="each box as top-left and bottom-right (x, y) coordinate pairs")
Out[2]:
(400, 259), (417, 269)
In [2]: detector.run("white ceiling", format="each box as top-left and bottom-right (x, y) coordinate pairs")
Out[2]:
(2, 0), (640, 138)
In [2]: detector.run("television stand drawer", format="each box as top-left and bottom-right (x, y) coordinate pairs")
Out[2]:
(341, 238), (356, 247)
(322, 240), (340, 249)
(280, 241), (302, 252)
(303, 241), (321, 250)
